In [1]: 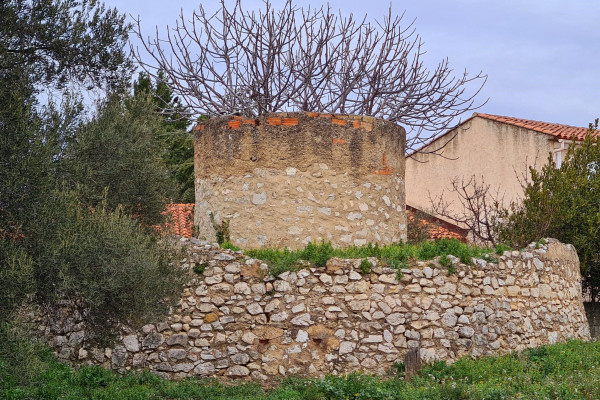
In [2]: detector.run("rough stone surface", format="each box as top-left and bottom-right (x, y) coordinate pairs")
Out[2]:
(193, 113), (407, 248)
(31, 238), (589, 384)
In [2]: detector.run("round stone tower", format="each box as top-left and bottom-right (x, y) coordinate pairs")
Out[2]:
(193, 112), (406, 249)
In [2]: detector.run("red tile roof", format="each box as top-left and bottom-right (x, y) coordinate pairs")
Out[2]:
(161, 203), (194, 237)
(476, 113), (599, 141)
(406, 206), (468, 242)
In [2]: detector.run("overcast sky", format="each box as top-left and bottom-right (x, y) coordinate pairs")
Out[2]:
(105, 0), (600, 129)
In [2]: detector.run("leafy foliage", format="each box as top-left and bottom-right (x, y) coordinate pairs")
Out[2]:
(0, 323), (55, 389)
(0, 0), (133, 91)
(359, 259), (372, 274)
(28, 190), (187, 342)
(133, 71), (194, 202)
(1, 0), (185, 352)
(61, 94), (174, 226)
(498, 120), (600, 299)
(0, 241), (34, 322)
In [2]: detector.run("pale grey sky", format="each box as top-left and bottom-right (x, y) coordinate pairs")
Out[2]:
(106, 0), (600, 129)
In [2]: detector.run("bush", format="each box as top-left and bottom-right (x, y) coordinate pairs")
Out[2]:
(498, 122), (600, 298)
(29, 190), (188, 343)
(0, 240), (34, 322)
(62, 95), (174, 227)
(0, 322), (54, 389)
(359, 258), (372, 274)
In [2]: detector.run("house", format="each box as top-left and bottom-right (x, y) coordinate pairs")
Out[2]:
(405, 113), (599, 231)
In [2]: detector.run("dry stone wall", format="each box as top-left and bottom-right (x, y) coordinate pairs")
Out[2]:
(194, 113), (406, 249)
(36, 238), (589, 381)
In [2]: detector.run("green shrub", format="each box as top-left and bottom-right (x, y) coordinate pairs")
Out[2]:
(359, 258), (372, 274)
(495, 243), (511, 255)
(0, 240), (34, 322)
(220, 241), (240, 251)
(439, 253), (451, 268)
(302, 241), (334, 267)
(193, 264), (206, 275)
(62, 95), (174, 227)
(0, 322), (54, 389)
(29, 190), (188, 344)
(209, 213), (231, 245)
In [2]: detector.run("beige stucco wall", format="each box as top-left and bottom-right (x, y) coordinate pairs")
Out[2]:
(194, 113), (406, 249)
(406, 116), (556, 219)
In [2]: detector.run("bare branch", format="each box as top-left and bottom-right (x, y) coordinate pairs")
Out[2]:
(429, 175), (505, 246)
(133, 0), (486, 153)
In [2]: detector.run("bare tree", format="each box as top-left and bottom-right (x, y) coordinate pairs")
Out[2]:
(132, 0), (487, 152)
(429, 175), (504, 246)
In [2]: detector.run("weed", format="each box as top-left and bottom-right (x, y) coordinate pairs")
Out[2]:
(4, 340), (600, 399)
(395, 268), (404, 281)
(390, 361), (405, 377)
(482, 253), (499, 264)
(439, 254), (451, 268)
(193, 264), (206, 275)
(495, 243), (511, 255)
(220, 241), (240, 251)
(209, 213), (230, 245)
(359, 258), (371, 274)
(249, 239), (497, 277)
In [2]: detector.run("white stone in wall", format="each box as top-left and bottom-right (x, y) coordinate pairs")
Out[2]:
(339, 341), (356, 354)
(123, 335), (139, 352)
(288, 226), (303, 235)
(347, 212), (362, 221)
(291, 313), (313, 326)
(252, 192), (267, 205)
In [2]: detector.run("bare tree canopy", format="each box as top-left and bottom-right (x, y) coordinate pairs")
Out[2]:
(429, 175), (504, 246)
(133, 0), (487, 152)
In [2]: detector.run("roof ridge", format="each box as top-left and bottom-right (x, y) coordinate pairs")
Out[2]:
(474, 113), (599, 141)
(475, 113), (589, 130)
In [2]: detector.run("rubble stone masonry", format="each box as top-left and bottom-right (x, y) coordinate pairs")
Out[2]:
(193, 113), (407, 249)
(34, 238), (589, 382)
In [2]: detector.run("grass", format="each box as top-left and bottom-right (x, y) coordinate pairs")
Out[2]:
(3, 340), (600, 399)
(246, 239), (500, 277)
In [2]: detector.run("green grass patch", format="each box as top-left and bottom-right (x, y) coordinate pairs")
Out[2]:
(220, 241), (241, 251)
(247, 239), (500, 277)
(3, 340), (600, 399)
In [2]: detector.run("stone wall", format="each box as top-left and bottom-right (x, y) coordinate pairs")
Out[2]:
(35, 238), (589, 381)
(194, 113), (406, 249)
(584, 302), (600, 338)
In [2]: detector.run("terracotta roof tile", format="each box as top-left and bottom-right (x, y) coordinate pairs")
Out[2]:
(161, 203), (194, 237)
(406, 207), (468, 242)
(476, 113), (600, 141)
